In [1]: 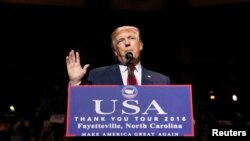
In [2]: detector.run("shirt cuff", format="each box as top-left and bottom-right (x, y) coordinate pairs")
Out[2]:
(69, 81), (81, 86)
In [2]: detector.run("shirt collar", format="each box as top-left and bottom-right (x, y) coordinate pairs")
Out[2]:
(119, 62), (141, 73)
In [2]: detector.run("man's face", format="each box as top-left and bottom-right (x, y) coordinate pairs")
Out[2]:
(112, 28), (143, 65)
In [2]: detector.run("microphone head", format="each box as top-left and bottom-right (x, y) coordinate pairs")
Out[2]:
(125, 52), (133, 60)
(125, 52), (133, 66)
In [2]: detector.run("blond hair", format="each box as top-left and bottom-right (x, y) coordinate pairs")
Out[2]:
(111, 26), (141, 49)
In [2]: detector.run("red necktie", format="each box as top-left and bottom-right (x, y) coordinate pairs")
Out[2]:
(127, 65), (138, 85)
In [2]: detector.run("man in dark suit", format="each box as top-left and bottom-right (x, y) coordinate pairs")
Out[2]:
(64, 26), (196, 141)
(66, 25), (170, 85)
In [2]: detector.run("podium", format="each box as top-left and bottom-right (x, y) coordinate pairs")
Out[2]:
(66, 85), (194, 137)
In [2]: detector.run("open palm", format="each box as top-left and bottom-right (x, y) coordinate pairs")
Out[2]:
(66, 50), (89, 85)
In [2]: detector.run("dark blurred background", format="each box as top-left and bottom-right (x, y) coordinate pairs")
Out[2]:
(0, 0), (250, 140)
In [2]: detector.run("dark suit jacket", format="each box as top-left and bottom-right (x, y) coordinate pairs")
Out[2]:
(87, 64), (170, 85)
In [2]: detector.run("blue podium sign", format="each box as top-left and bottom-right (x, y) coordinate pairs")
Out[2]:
(66, 85), (194, 137)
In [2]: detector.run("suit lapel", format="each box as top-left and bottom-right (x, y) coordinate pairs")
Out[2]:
(108, 64), (123, 85)
(142, 67), (153, 85)
(107, 65), (154, 85)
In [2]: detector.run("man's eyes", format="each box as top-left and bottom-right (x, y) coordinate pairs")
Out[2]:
(117, 39), (124, 43)
(117, 37), (135, 41)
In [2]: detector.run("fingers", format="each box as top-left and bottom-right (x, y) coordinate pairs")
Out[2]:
(66, 50), (78, 65)
(76, 51), (80, 63)
(83, 64), (90, 72)
(69, 50), (75, 63)
(72, 50), (76, 63)
(66, 56), (70, 65)
(66, 50), (73, 65)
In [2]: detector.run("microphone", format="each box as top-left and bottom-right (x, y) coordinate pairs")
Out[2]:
(125, 52), (133, 66)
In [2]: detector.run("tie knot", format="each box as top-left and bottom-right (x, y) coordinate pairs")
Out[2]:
(129, 64), (136, 71)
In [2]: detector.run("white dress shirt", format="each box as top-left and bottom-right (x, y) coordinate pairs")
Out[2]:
(119, 62), (142, 85)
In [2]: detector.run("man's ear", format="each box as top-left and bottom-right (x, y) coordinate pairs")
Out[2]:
(113, 49), (118, 56)
(112, 46), (118, 56)
(140, 42), (143, 50)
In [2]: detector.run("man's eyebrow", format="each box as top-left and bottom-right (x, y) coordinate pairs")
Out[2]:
(117, 37), (124, 40)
